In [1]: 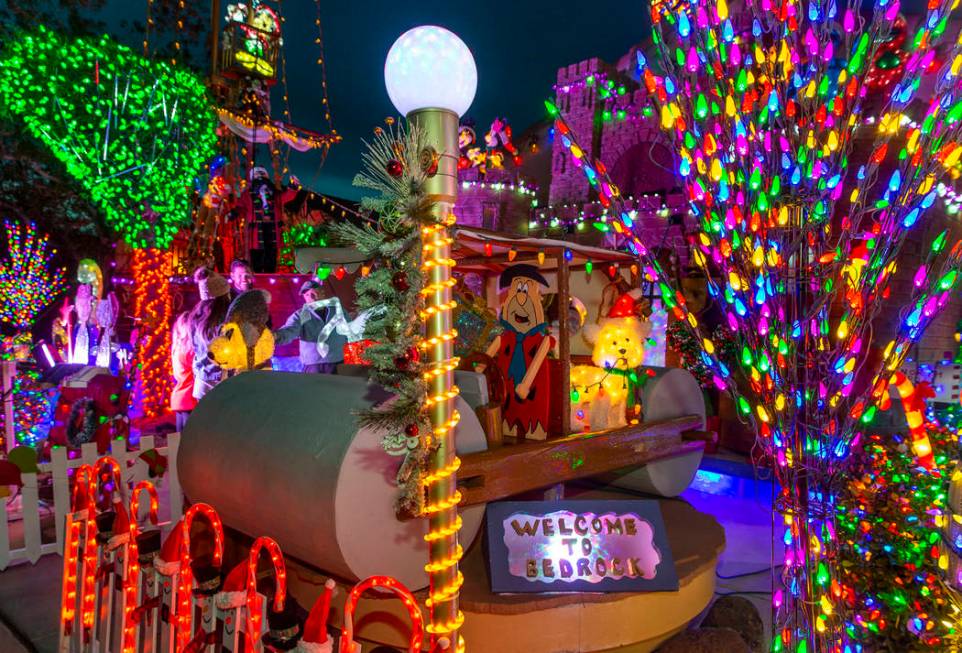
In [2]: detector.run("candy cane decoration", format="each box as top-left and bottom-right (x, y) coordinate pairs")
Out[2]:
(94, 456), (123, 503)
(886, 372), (936, 471)
(340, 576), (424, 653)
(121, 482), (160, 653)
(246, 536), (287, 644)
(92, 457), (125, 650)
(71, 464), (97, 516)
(79, 517), (98, 646)
(174, 503), (224, 651)
(59, 465), (98, 652)
(81, 457), (123, 647)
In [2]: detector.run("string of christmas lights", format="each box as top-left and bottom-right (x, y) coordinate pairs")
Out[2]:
(0, 366), (56, 447)
(460, 179), (538, 200)
(334, 122), (464, 652)
(420, 215), (465, 652)
(838, 415), (962, 648)
(0, 220), (67, 331)
(550, 0), (962, 647)
(122, 481), (159, 653)
(174, 503), (224, 651)
(131, 249), (173, 419)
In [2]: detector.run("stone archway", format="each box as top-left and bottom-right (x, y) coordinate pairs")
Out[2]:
(608, 140), (678, 197)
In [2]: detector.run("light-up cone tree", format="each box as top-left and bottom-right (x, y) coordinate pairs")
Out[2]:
(0, 27), (218, 417)
(550, 0), (962, 649)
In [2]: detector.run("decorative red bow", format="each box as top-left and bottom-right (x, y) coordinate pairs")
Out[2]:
(95, 560), (115, 581)
(181, 628), (218, 653)
(130, 595), (161, 626)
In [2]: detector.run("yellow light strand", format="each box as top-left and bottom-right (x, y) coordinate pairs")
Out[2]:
(425, 612), (466, 635)
(424, 571), (465, 607)
(425, 388), (460, 406)
(313, 0), (335, 128)
(421, 211), (464, 647)
(423, 360), (460, 381)
(424, 515), (463, 541)
(422, 451), (461, 485)
(420, 330), (458, 349)
(421, 301), (458, 318)
(144, 0), (153, 56)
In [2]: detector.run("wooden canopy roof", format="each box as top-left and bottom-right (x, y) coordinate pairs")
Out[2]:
(452, 227), (637, 275)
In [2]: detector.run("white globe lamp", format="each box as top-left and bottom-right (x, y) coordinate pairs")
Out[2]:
(384, 25), (477, 117)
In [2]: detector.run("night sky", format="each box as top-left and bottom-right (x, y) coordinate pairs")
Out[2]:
(272, 3), (652, 199)
(97, 1), (651, 200)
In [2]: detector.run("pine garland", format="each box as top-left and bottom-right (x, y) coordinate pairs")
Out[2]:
(666, 320), (738, 388)
(331, 122), (437, 515)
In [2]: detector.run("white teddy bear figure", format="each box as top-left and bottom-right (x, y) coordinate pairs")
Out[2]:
(570, 290), (651, 432)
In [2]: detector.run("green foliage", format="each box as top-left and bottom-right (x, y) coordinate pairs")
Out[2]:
(838, 418), (962, 649)
(331, 123), (436, 515)
(0, 27), (218, 249)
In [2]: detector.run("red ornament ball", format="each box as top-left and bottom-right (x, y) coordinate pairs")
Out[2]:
(386, 159), (404, 178)
(392, 272), (410, 292)
(405, 424), (419, 437)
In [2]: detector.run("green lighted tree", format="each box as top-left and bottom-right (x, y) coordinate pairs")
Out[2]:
(0, 27), (218, 417)
(0, 26), (218, 249)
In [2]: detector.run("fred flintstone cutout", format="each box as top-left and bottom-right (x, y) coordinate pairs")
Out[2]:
(480, 264), (555, 441)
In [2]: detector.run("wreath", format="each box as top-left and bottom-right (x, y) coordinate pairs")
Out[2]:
(66, 398), (98, 447)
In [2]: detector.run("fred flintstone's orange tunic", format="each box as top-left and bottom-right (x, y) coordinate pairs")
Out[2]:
(495, 321), (554, 437)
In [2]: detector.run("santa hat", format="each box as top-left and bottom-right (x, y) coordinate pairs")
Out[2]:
(215, 560), (250, 610)
(107, 499), (130, 550)
(608, 289), (645, 319)
(297, 579), (336, 653)
(155, 521), (184, 576)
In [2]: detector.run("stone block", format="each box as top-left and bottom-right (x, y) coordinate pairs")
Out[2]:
(656, 627), (750, 653)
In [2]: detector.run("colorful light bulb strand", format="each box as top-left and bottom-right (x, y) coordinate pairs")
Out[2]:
(838, 410), (962, 648)
(0, 220), (66, 330)
(549, 0), (962, 646)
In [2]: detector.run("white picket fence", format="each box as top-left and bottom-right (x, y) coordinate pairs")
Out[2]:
(0, 433), (182, 570)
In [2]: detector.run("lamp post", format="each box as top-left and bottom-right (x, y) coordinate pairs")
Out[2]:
(385, 26), (477, 652)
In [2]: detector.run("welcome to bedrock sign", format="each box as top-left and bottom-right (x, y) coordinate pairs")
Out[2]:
(486, 500), (678, 593)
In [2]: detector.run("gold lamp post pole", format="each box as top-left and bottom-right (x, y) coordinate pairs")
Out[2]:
(383, 25), (476, 652)
(410, 107), (464, 651)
